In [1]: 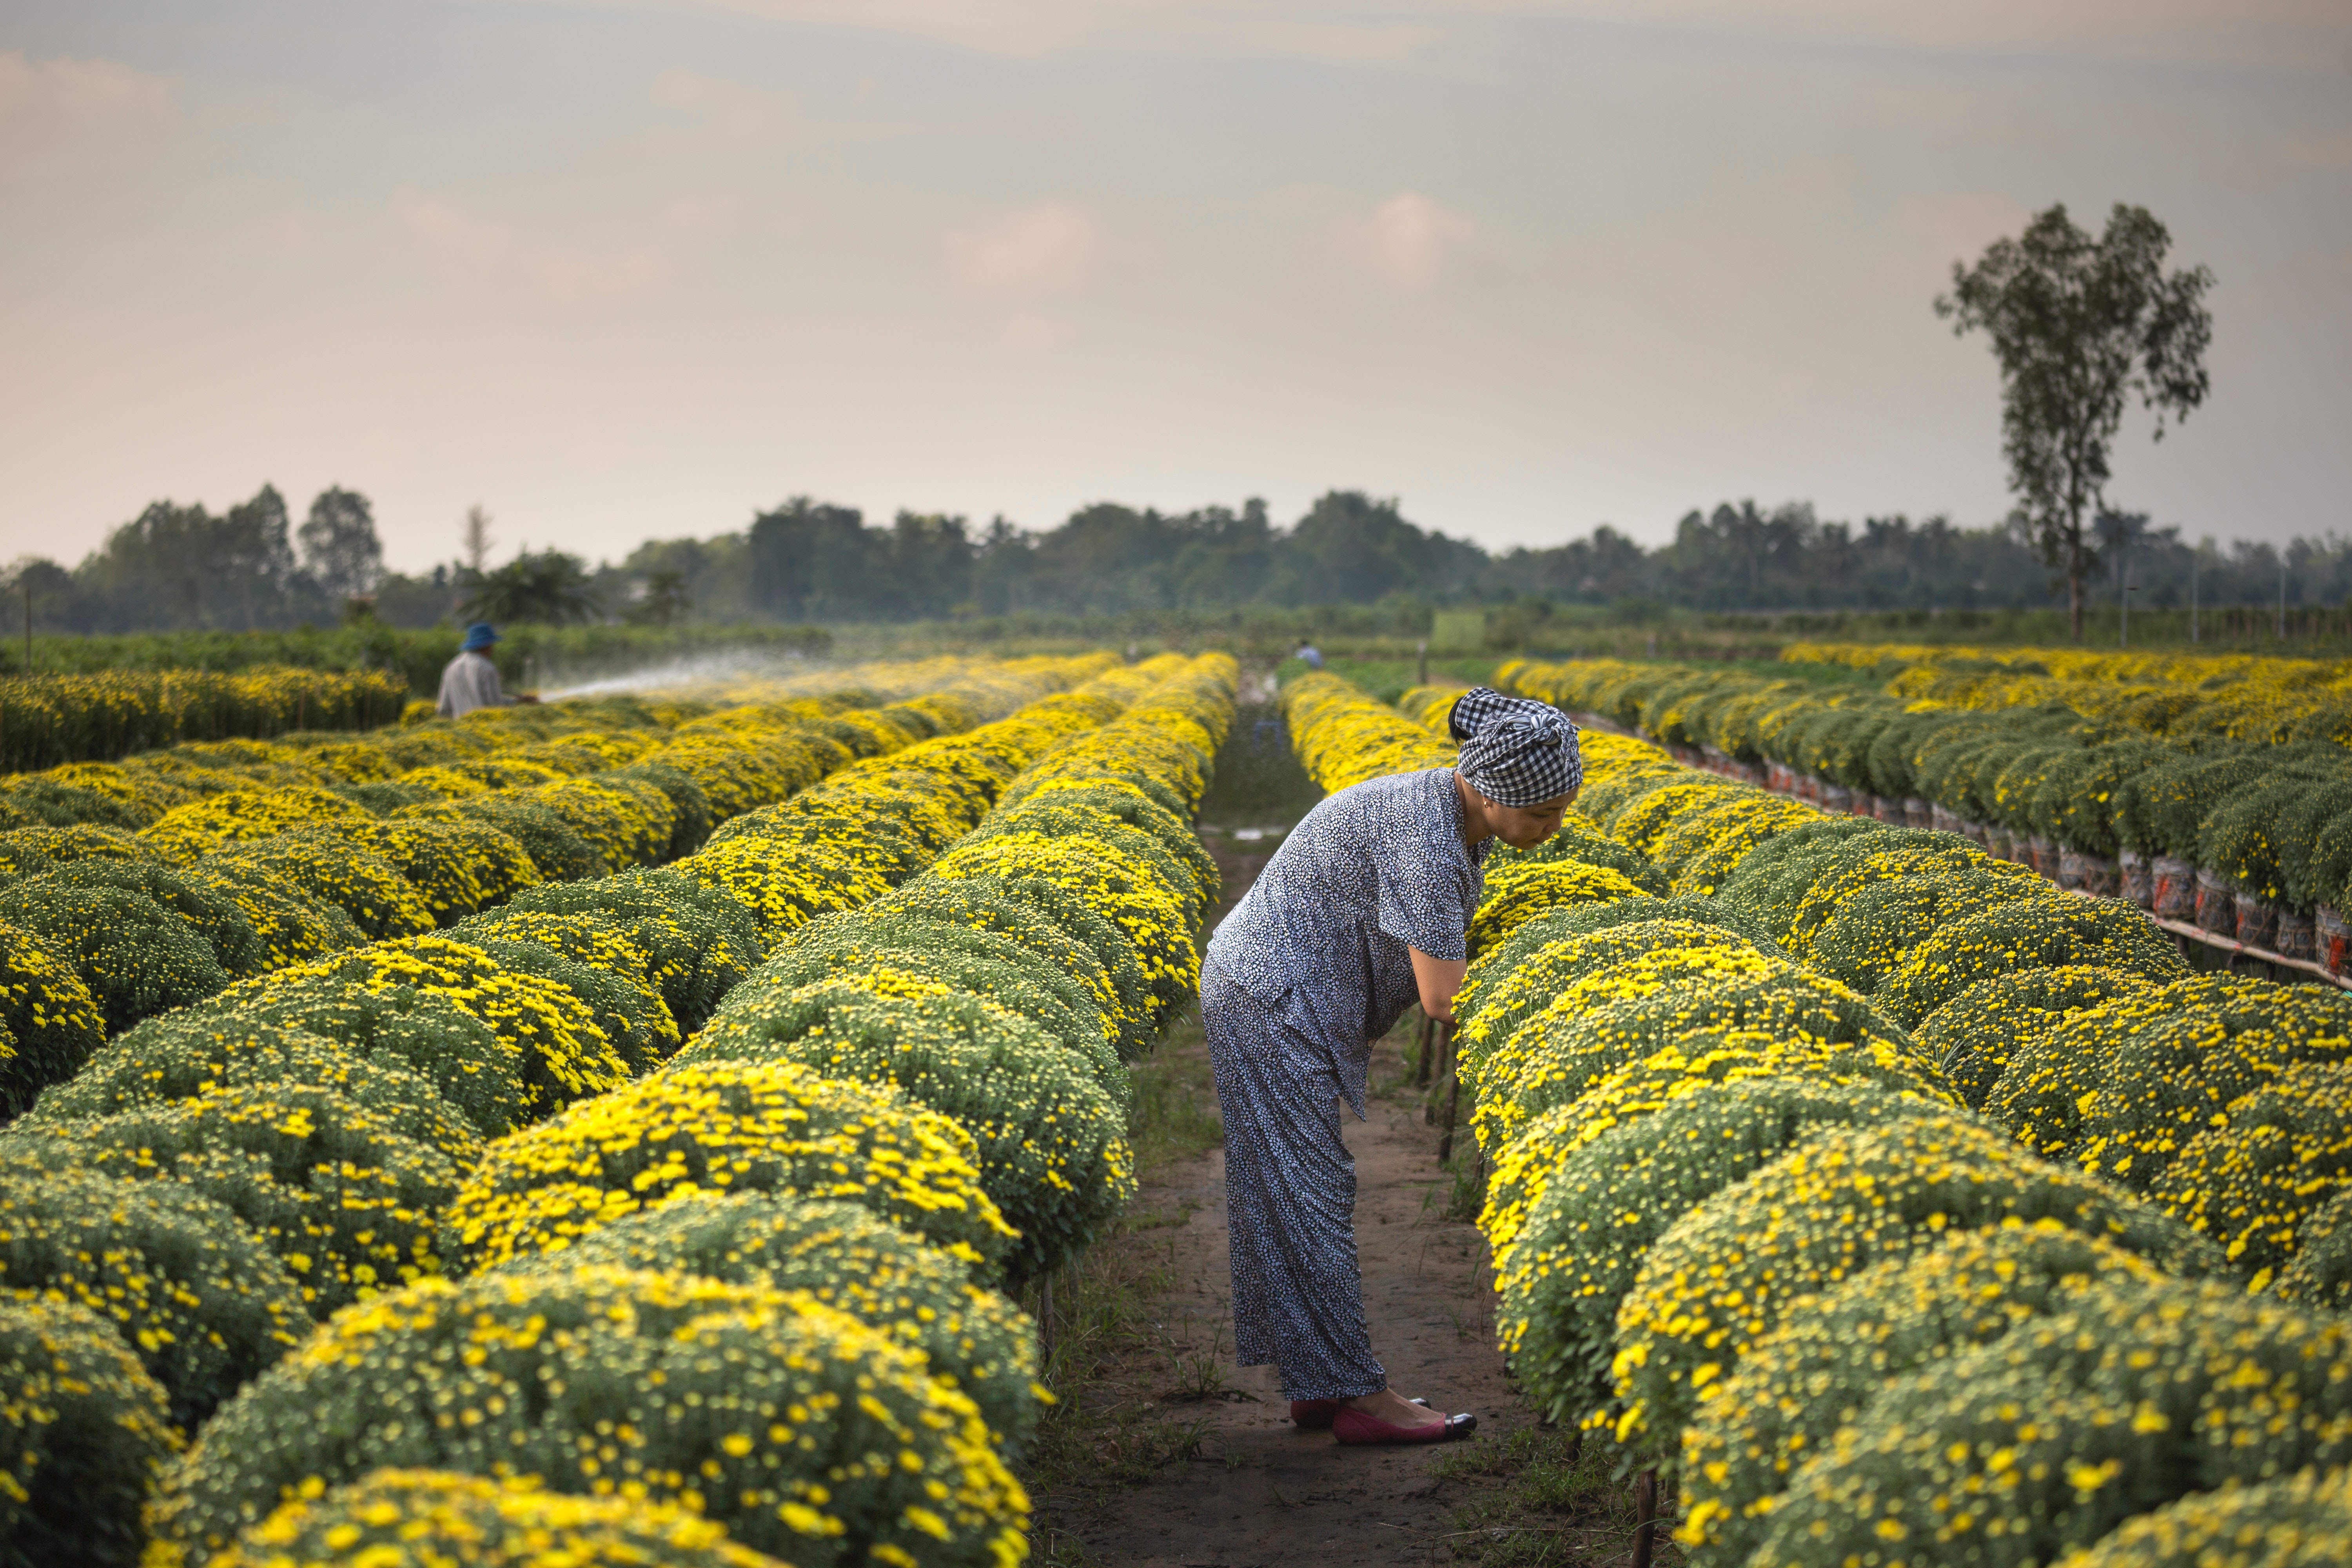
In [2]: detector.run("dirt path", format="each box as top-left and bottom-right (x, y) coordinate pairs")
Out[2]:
(1034, 830), (1535, 1566)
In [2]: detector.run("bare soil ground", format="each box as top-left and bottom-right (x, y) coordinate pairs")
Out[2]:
(1022, 823), (1668, 1568)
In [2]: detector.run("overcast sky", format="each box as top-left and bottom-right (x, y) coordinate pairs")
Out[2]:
(2, 1), (2346, 574)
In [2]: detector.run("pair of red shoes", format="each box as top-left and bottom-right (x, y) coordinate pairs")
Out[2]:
(1290, 1397), (1477, 1444)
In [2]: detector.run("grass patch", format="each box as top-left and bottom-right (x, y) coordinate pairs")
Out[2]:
(1437, 1426), (1680, 1566)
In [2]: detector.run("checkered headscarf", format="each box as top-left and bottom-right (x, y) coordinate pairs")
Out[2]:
(1448, 687), (1582, 806)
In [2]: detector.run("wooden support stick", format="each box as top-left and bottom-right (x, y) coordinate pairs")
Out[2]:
(1415, 1013), (1434, 1089)
(1436, 1021), (1460, 1166)
(1039, 1275), (1056, 1374)
(1632, 1468), (1658, 1568)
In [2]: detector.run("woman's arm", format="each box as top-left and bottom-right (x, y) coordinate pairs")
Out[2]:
(1410, 946), (1470, 1023)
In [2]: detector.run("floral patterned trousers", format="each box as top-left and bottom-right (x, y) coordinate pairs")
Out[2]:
(1200, 959), (1387, 1402)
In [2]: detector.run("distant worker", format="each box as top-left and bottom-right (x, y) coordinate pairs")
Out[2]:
(1295, 639), (1325, 671)
(436, 622), (532, 718)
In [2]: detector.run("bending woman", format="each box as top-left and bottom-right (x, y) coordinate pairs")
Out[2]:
(1202, 688), (1582, 1445)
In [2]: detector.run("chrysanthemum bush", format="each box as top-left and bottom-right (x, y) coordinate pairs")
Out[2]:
(679, 979), (1132, 1285)
(1876, 896), (2189, 1030)
(0, 1157), (304, 1427)
(0, 918), (104, 1117)
(10, 1080), (459, 1316)
(209, 1468), (786, 1568)
(1489, 1078), (1948, 1430)
(26, 1012), (480, 1163)
(2051, 1464), (2352, 1568)
(1742, 1278), (2352, 1568)
(499, 1188), (1044, 1454)
(441, 1059), (1016, 1273)
(1916, 964), (2154, 1111)
(1676, 1221), (2180, 1566)
(151, 1267), (1029, 1568)
(0, 1295), (181, 1568)
(1609, 1113), (2225, 1461)
(2151, 1059), (2352, 1285)
(1468, 859), (1649, 958)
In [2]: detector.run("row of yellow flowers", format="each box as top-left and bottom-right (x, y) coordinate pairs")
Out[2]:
(1, 652), (1236, 1566)
(1281, 668), (2352, 1566)
(0, 666), (412, 772)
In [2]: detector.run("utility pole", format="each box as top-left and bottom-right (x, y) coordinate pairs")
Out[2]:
(20, 582), (29, 673)
(2190, 554), (2199, 644)
(2120, 549), (2131, 648)
(2279, 556), (2288, 641)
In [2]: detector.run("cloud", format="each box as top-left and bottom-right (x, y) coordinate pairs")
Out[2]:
(0, 50), (174, 120)
(396, 190), (665, 303)
(647, 66), (789, 139)
(948, 203), (1102, 296)
(1342, 192), (1474, 288)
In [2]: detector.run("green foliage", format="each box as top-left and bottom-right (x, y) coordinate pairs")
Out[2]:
(0, 824), (156, 884)
(35, 858), (269, 978)
(207, 835), (434, 942)
(154, 1267), (1026, 1568)
(1711, 817), (1893, 942)
(1485, 817), (1669, 893)
(508, 1189), (1042, 1453)
(2274, 1185), (2352, 1310)
(1804, 864), (2054, 998)
(401, 795), (601, 882)
(2152, 1060), (2352, 1281)
(0, 1158), (303, 1427)
(0, 1296), (180, 1568)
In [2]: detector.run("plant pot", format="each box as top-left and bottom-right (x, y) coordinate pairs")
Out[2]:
(2152, 857), (2196, 920)
(1961, 820), (1992, 849)
(2319, 906), (2350, 975)
(1798, 774), (1824, 804)
(2194, 868), (2235, 934)
(1930, 803), (1961, 835)
(1903, 797), (1933, 829)
(2029, 835), (2058, 878)
(1820, 784), (1851, 813)
(1768, 762), (1795, 794)
(2119, 850), (2153, 909)
(2276, 908), (2318, 963)
(2234, 893), (2278, 951)
(1700, 745), (1731, 774)
(2070, 851), (2119, 898)
(1850, 790), (1878, 817)
(1876, 796), (1904, 824)
(1983, 826), (2012, 862)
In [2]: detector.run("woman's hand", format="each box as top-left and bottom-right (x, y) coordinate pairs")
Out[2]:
(1409, 946), (1469, 1023)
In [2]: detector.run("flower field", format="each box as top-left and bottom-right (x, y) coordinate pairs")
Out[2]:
(0, 667), (413, 771)
(1281, 667), (2352, 1566)
(0, 648), (1235, 1566)
(1503, 652), (2352, 968)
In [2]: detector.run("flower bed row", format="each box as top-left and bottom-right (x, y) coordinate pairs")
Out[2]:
(1500, 656), (2352, 965)
(0, 657), (1113, 1117)
(1281, 670), (2352, 1566)
(0, 651), (1232, 1566)
(0, 666), (413, 771)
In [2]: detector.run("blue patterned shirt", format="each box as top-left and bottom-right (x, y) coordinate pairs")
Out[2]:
(1207, 768), (1486, 1115)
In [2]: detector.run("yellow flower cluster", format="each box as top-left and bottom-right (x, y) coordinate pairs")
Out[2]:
(211, 1467), (786, 1568)
(1281, 671), (1457, 791)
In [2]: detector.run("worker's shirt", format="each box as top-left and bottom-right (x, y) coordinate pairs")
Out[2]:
(1206, 767), (1485, 1115)
(435, 651), (506, 719)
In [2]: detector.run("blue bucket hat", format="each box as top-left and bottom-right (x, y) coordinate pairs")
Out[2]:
(462, 622), (500, 652)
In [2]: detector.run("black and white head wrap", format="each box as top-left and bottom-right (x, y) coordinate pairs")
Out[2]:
(1448, 688), (1582, 807)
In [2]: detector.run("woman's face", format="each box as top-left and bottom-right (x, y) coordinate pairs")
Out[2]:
(1485, 791), (1577, 849)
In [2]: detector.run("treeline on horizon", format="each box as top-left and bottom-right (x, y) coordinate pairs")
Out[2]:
(9, 481), (2350, 636)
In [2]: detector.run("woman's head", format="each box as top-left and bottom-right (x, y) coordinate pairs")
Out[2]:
(1450, 688), (1582, 848)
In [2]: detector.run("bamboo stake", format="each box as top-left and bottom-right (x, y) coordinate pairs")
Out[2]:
(1632, 1468), (1658, 1568)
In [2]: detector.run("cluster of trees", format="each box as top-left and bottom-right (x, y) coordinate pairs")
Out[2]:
(7, 481), (2346, 637)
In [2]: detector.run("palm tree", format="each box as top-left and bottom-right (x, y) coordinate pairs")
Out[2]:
(459, 550), (604, 625)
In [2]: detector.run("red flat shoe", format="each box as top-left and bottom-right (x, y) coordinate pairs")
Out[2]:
(1332, 1407), (1477, 1445)
(1289, 1399), (1343, 1428)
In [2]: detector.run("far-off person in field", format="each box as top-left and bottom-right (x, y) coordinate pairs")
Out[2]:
(436, 622), (536, 718)
(1203, 688), (1581, 1444)
(1294, 639), (1325, 670)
